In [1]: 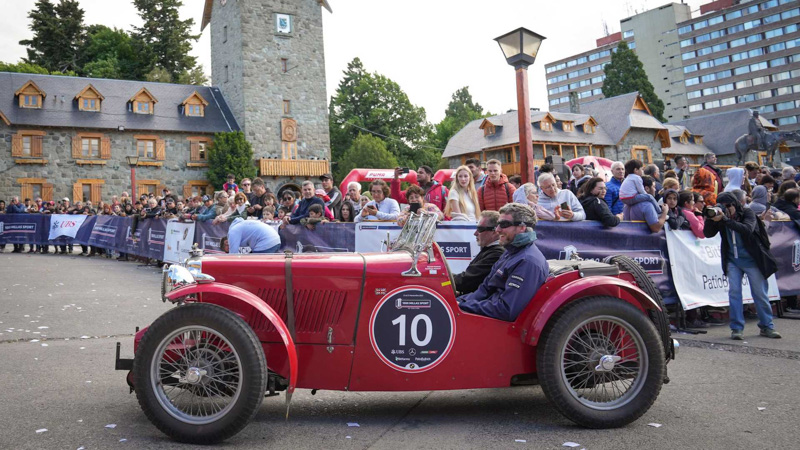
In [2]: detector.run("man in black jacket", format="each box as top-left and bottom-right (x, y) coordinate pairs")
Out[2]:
(773, 188), (800, 230)
(704, 192), (780, 340)
(453, 211), (505, 295)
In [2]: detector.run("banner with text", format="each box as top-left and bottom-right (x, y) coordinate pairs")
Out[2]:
(0, 214), (42, 244)
(767, 221), (800, 296)
(164, 220), (197, 264)
(48, 214), (88, 240)
(665, 228), (780, 310)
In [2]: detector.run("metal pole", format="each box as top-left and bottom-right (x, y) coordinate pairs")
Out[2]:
(131, 166), (137, 199)
(515, 67), (534, 183)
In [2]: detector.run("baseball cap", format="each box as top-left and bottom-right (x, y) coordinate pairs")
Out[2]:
(62, 197), (69, 201)
(319, 173), (333, 180)
(202, 195), (211, 202)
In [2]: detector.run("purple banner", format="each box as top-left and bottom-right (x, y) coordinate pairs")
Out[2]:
(141, 219), (167, 260)
(194, 220), (229, 255)
(0, 214), (43, 244)
(280, 222), (355, 253)
(768, 221), (800, 296)
(88, 215), (124, 249)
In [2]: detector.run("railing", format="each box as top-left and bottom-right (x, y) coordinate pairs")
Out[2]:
(501, 159), (546, 177)
(259, 159), (330, 177)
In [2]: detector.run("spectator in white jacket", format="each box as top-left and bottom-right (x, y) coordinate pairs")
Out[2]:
(355, 180), (400, 222)
(536, 172), (586, 221)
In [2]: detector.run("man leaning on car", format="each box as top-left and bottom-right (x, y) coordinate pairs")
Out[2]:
(457, 203), (549, 321)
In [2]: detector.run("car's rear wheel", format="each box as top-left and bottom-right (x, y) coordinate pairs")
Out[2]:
(538, 296), (665, 428)
(133, 303), (267, 444)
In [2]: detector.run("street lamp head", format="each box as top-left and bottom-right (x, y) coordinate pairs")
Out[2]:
(125, 155), (139, 166)
(494, 27), (546, 69)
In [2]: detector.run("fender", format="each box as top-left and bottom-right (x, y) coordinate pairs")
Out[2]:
(166, 282), (298, 398)
(522, 276), (660, 346)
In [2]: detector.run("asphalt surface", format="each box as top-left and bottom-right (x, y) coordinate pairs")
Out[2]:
(1, 250), (799, 450)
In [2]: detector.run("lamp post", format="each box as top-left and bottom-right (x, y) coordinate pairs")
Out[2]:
(494, 27), (546, 183)
(125, 155), (139, 199)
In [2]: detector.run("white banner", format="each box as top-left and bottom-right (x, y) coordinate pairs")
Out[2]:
(48, 214), (88, 240)
(665, 228), (780, 310)
(163, 220), (197, 264)
(355, 222), (479, 274)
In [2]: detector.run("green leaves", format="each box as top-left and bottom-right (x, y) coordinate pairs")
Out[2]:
(19, 0), (85, 73)
(601, 41), (666, 122)
(206, 132), (258, 190)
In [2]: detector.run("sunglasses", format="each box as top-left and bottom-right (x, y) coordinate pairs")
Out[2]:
(497, 220), (527, 229)
(242, 183), (251, 186)
(476, 226), (495, 233)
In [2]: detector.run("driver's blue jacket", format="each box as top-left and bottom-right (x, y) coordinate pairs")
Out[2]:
(457, 241), (548, 321)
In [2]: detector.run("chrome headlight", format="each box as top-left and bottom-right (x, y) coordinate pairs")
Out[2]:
(161, 264), (196, 302)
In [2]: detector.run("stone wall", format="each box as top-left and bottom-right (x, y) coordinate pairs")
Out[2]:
(211, 0), (331, 161)
(613, 129), (665, 163)
(0, 123), (214, 202)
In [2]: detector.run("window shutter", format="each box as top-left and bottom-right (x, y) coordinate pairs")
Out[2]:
(20, 183), (32, 201)
(190, 141), (199, 161)
(41, 183), (53, 202)
(31, 136), (43, 157)
(72, 183), (83, 202)
(72, 135), (82, 158)
(155, 138), (166, 160)
(183, 185), (192, 199)
(91, 184), (102, 204)
(11, 135), (23, 157)
(100, 136), (111, 159)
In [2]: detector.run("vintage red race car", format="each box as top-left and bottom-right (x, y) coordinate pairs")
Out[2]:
(115, 212), (677, 443)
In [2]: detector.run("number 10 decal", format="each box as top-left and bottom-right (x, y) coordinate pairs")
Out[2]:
(369, 286), (456, 373)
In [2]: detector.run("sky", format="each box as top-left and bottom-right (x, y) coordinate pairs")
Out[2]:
(0, 0), (708, 123)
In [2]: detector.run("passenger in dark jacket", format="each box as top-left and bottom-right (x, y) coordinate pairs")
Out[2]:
(662, 189), (687, 230)
(772, 189), (800, 230)
(285, 181), (325, 225)
(453, 211), (505, 295)
(578, 177), (620, 228)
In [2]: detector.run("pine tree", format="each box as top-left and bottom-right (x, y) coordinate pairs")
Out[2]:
(602, 41), (666, 122)
(132, 0), (200, 81)
(78, 25), (139, 80)
(427, 87), (487, 155)
(52, 0), (85, 72)
(206, 132), (257, 189)
(19, 0), (60, 70)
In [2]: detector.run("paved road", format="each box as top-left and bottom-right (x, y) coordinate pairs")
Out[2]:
(1, 251), (798, 449)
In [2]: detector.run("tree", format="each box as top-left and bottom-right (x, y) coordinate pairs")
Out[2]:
(206, 132), (257, 189)
(20, 0), (84, 73)
(0, 60), (76, 76)
(602, 41), (666, 122)
(329, 58), (433, 170)
(426, 86), (488, 156)
(145, 66), (173, 83)
(176, 65), (209, 86)
(78, 25), (140, 80)
(132, 0), (200, 81)
(335, 134), (399, 182)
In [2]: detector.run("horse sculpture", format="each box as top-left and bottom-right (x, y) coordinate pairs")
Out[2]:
(734, 130), (800, 167)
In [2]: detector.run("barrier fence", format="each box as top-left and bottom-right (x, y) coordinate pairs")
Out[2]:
(1, 214), (798, 308)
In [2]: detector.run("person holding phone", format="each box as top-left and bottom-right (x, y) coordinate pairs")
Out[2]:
(355, 180), (401, 223)
(396, 185), (443, 227)
(535, 173), (586, 221)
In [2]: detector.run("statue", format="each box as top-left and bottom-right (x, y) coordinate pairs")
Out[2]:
(734, 111), (800, 167)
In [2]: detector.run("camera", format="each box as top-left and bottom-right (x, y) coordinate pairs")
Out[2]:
(704, 205), (726, 218)
(401, 167), (410, 174)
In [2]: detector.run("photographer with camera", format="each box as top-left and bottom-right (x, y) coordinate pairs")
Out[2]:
(703, 192), (780, 340)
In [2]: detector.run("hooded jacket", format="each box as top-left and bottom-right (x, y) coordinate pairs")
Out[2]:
(747, 185), (769, 215)
(478, 173), (516, 212)
(579, 194), (619, 227)
(724, 167), (744, 192)
(703, 192), (777, 278)
(692, 166), (719, 205)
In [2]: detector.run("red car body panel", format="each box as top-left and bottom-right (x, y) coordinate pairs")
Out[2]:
(153, 244), (660, 393)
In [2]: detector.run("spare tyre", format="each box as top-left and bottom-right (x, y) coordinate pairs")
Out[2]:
(602, 255), (672, 360)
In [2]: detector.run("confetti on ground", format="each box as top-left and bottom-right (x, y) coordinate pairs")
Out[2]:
(30, 339), (39, 343)
(105, 424), (117, 429)
(41, 343), (48, 347)
(37, 326), (49, 329)
(119, 439), (127, 442)
(346, 436), (351, 439)
(515, 439), (527, 443)
(563, 443), (580, 448)
(648, 423), (663, 428)
(36, 428), (48, 434)
(347, 422), (360, 427)
(80, 347), (86, 350)
(758, 407), (766, 411)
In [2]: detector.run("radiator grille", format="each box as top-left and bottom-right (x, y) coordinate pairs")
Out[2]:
(251, 287), (346, 333)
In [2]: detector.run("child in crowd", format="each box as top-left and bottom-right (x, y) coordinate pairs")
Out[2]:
(619, 159), (661, 211)
(222, 174), (239, 193)
(277, 206), (291, 221)
(301, 204), (328, 230)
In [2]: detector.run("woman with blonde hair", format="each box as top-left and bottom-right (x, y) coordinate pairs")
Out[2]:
(444, 165), (481, 221)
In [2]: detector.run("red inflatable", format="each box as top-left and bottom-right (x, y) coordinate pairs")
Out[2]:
(433, 169), (455, 187)
(565, 156), (614, 182)
(339, 169), (417, 194)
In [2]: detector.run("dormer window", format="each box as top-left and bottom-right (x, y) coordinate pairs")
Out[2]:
(484, 124), (496, 137)
(75, 84), (104, 112)
(181, 91), (208, 117)
(563, 121), (574, 132)
(584, 123), (595, 134)
(680, 135), (688, 144)
(129, 87), (158, 115)
(541, 121), (552, 131)
(15, 80), (46, 109)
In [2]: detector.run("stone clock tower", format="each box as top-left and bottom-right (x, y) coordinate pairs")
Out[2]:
(201, 0), (332, 188)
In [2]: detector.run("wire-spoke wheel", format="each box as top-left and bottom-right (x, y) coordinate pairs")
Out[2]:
(538, 296), (665, 428)
(134, 303), (267, 444)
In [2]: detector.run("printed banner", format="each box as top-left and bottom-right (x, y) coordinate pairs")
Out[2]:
(767, 221), (800, 296)
(665, 228), (780, 310)
(194, 220), (230, 255)
(0, 214), (43, 244)
(281, 222), (354, 253)
(48, 214), (88, 240)
(88, 215), (122, 249)
(163, 220), (197, 264)
(141, 219), (167, 261)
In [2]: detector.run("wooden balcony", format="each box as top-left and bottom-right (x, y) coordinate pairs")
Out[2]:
(259, 158), (330, 177)
(501, 160), (546, 177)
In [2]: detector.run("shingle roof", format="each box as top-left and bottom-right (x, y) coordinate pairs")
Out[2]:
(0, 72), (239, 134)
(671, 109), (777, 156)
(662, 124), (711, 156)
(442, 109), (615, 158)
(578, 91), (666, 144)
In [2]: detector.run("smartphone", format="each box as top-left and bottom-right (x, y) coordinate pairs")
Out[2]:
(560, 202), (570, 210)
(401, 167), (410, 174)
(410, 203), (421, 213)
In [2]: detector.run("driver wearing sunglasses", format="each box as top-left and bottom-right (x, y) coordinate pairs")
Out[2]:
(452, 211), (505, 296)
(457, 203), (549, 321)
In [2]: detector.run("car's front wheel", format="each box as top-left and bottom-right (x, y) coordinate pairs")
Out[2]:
(537, 296), (665, 428)
(133, 303), (267, 444)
